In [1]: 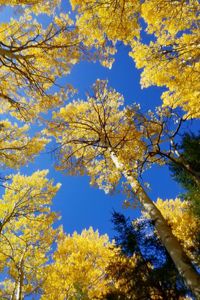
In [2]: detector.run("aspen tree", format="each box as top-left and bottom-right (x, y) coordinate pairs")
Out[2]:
(47, 80), (200, 297)
(0, 170), (60, 299)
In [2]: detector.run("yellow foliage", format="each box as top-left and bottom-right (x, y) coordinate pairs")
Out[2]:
(0, 11), (80, 120)
(106, 253), (138, 295)
(156, 198), (200, 264)
(42, 227), (118, 299)
(71, 0), (140, 43)
(130, 29), (200, 118)
(0, 171), (60, 298)
(0, 0), (61, 15)
(141, 0), (199, 37)
(70, 0), (140, 68)
(130, 0), (200, 118)
(47, 80), (146, 193)
(0, 120), (48, 169)
(71, 0), (200, 117)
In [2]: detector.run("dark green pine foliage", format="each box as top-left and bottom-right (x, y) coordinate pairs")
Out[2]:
(104, 212), (189, 300)
(169, 133), (200, 218)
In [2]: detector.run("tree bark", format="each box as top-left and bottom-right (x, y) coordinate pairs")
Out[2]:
(110, 150), (200, 299)
(15, 254), (25, 300)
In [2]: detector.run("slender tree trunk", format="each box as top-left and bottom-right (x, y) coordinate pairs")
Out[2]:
(16, 255), (24, 300)
(110, 150), (200, 299)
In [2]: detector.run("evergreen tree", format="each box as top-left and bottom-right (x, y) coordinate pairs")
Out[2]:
(169, 133), (200, 218)
(105, 211), (189, 299)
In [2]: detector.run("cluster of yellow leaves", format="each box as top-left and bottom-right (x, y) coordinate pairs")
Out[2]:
(71, 0), (200, 117)
(71, 0), (140, 43)
(156, 198), (200, 265)
(0, 120), (48, 169)
(0, 12), (80, 120)
(106, 253), (139, 296)
(47, 80), (146, 193)
(0, 170), (60, 298)
(130, 33), (200, 119)
(129, 0), (200, 118)
(41, 227), (118, 300)
(0, 0), (61, 15)
(71, 0), (140, 68)
(141, 0), (199, 36)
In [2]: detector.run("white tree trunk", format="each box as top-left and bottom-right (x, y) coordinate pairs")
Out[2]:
(15, 255), (24, 300)
(110, 151), (200, 298)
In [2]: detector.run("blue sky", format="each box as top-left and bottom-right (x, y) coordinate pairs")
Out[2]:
(0, 1), (199, 239)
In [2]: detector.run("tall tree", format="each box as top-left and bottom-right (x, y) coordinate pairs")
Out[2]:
(0, 170), (60, 299)
(47, 80), (200, 297)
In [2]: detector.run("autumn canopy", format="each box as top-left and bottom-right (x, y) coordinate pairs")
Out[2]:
(0, 0), (199, 299)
